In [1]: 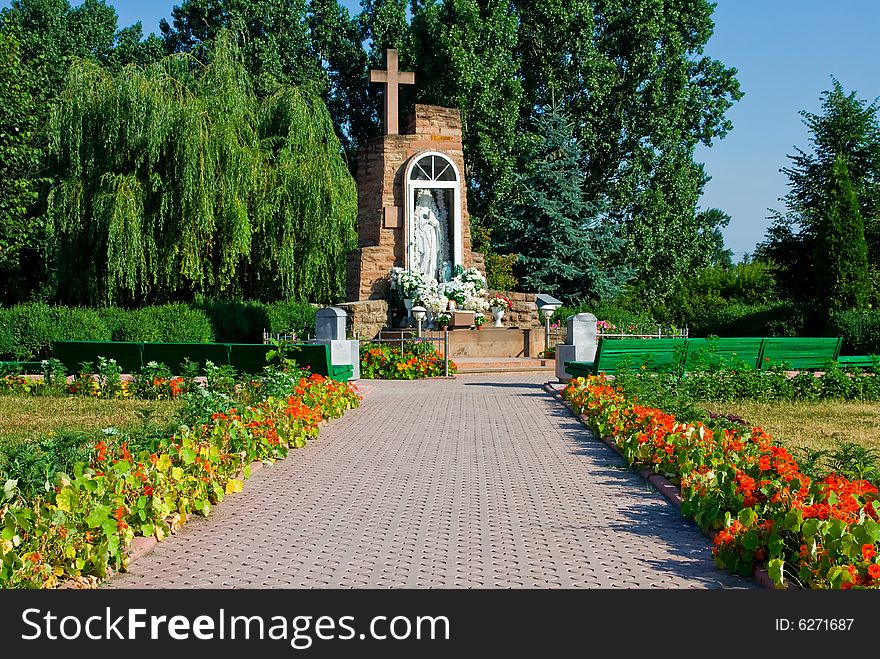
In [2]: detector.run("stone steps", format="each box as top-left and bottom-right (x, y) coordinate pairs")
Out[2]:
(452, 357), (554, 373)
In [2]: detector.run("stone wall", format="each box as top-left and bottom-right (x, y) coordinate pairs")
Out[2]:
(336, 299), (390, 340)
(347, 104), (479, 302)
(489, 290), (541, 328)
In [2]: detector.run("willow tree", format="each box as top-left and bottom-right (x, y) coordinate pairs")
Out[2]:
(48, 33), (356, 305)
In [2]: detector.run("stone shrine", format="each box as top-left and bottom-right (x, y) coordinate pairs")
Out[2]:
(341, 49), (542, 349)
(346, 49), (483, 304)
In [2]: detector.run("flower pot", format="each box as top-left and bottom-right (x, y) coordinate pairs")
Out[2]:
(491, 306), (505, 327)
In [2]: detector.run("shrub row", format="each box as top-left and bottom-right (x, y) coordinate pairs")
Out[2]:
(0, 371), (360, 588)
(565, 376), (880, 589)
(551, 301), (659, 334)
(828, 310), (880, 355)
(0, 300), (318, 360)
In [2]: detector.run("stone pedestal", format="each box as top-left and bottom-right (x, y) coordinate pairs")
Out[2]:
(314, 306), (360, 381)
(555, 313), (598, 382)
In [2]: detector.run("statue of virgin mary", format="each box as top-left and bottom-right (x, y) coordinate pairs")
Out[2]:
(413, 189), (443, 280)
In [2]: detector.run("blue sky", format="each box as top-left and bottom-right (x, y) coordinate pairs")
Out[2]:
(4, 0), (879, 258)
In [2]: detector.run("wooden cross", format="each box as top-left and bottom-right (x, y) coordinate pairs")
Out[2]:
(370, 49), (415, 135)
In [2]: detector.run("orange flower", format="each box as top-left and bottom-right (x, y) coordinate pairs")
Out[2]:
(862, 544), (876, 562)
(869, 564), (880, 580)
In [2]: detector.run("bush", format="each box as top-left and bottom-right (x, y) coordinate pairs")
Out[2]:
(101, 304), (214, 343)
(192, 298), (271, 343)
(551, 300), (658, 334)
(828, 310), (880, 355)
(0, 303), (111, 360)
(692, 301), (819, 337)
(484, 252), (518, 291)
(264, 300), (317, 338)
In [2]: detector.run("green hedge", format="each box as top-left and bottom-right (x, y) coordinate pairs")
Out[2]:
(690, 301), (820, 338)
(100, 304), (214, 343)
(0, 300), (318, 360)
(0, 303), (111, 360)
(192, 299), (270, 343)
(264, 300), (318, 338)
(551, 301), (658, 333)
(828, 310), (880, 355)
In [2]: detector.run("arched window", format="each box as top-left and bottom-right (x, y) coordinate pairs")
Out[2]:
(404, 152), (462, 282)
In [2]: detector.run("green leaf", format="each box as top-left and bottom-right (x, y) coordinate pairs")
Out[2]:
(113, 460), (131, 475)
(55, 486), (78, 513)
(180, 448), (196, 464)
(85, 505), (110, 529)
(156, 454), (172, 471)
(737, 507), (757, 528)
(828, 518), (847, 540)
(801, 518), (820, 538)
(767, 558), (785, 587)
(784, 509), (803, 532)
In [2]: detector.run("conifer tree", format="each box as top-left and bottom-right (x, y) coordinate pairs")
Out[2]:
(814, 154), (870, 312)
(494, 105), (630, 302)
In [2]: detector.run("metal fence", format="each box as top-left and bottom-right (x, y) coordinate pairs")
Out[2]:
(263, 329), (452, 377)
(366, 329), (452, 377)
(547, 325), (689, 346)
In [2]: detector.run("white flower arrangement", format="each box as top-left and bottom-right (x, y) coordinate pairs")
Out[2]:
(389, 266), (490, 314)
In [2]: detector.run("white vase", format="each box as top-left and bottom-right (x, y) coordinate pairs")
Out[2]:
(491, 306), (505, 327)
(403, 298), (414, 324)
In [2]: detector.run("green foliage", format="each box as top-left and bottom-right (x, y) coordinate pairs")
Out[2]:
(412, 0), (522, 230)
(0, 28), (43, 304)
(494, 105), (630, 302)
(690, 301), (816, 338)
(360, 341), (453, 379)
(48, 34), (356, 306)
(0, 366), (360, 588)
(814, 155), (871, 313)
(659, 260), (779, 327)
(191, 298), (271, 343)
(551, 301), (658, 334)
(828, 310), (880, 355)
(99, 305), (214, 344)
(263, 300), (318, 338)
(160, 0), (322, 97)
(0, 303), (111, 360)
(759, 80), (880, 301)
(483, 252), (518, 291)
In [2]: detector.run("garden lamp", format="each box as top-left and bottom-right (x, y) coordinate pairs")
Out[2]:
(535, 294), (563, 356)
(412, 305), (427, 337)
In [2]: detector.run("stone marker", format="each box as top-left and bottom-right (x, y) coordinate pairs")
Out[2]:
(555, 313), (598, 382)
(315, 307), (360, 380)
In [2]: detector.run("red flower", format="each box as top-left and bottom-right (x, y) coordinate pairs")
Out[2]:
(869, 564), (880, 580)
(862, 544), (876, 562)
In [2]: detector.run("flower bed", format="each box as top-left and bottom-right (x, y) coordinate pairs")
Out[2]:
(0, 372), (360, 589)
(564, 375), (880, 589)
(360, 342), (455, 379)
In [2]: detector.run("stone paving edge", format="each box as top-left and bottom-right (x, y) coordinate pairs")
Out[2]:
(543, 381), (780, 591)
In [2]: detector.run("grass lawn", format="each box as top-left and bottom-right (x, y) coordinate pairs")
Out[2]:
(0, 396), (181, 444)
(704, 400), (880, 456)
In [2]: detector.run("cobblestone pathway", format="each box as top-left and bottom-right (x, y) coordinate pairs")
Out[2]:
(109, 373), (752, 588)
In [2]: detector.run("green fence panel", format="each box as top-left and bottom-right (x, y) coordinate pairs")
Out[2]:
(52, 340), (144, 373)
(141, 343), (231, 374)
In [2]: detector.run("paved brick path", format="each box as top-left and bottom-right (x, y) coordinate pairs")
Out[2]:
(109, 373), (752, 588)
